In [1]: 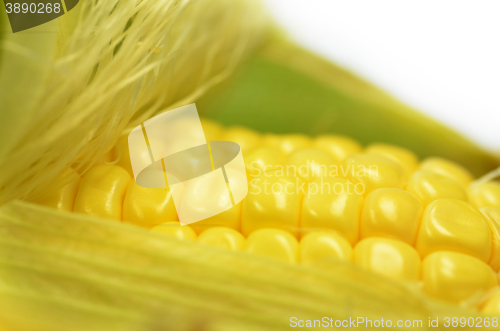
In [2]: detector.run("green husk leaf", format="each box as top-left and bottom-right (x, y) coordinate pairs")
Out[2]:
(197, 40), (499, 177)
(0, 200), (490, 331)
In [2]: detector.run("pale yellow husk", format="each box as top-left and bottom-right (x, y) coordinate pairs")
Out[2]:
(0, 0), (268, 204)
(0, 200), (489, 331)
(0, 1), (496, 330)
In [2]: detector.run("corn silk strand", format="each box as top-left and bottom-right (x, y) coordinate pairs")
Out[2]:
(0, 0), (268, 204)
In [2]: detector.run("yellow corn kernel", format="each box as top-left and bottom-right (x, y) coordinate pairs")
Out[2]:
(223, 126), (261, 154)
(178, 167), (245, 233)
(74, 164), (131, 221)
(112, 135), (133, 176)
(244, 228), (299, 263)
(354, 237), (421, 282)
(122, 181), (177, 228)
(341, 154), (404, 196)
(300, 231), (352, 266)
(242, 173), (304, 236)
(482, 292), (500, 314)
(365, 143), (418, 181)
(190, 202), (243, 234)
(245, 146), (284, 178)
(200, 118), (223, 141)
(301, 177), (363, 244)
(263, 133), (311, 155)
(197, 227), (245, 251)
(405, 170), (468, 207)
(416, 199), (491, 262)
(360, 188), (423, 245)
(420, 157), (474, 188)
(313, 134), (362, 163)
(151, 221), (197, 241)
(32, 168), (80, 211)
(468, 181), (500, 209)
(422, 251), (497, 304)
(481, 207), (500, 271)
(285, 148), (336, 182)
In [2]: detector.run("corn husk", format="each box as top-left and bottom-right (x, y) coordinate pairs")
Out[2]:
(0, 1), (499, 330)
(0, 0), (268, 204)
(0, 200), (493, 331)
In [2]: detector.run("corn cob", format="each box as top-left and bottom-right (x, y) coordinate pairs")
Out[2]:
(2, 0), (500, 329)
(32, 118), (500, 311)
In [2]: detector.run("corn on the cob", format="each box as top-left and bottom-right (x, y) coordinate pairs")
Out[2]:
(3, 0), (500, 329)
(32, 118), (500, 311)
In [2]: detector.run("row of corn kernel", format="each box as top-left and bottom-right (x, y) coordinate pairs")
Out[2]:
(33, 119), (500, 265)
(33, 162), (500, 309)
(116, 118), (500, 214)
(59, 157), (500, 275)
(152, 222), (500, 310)
(211, 120), (499, 210)
(243, 174), (500, 272)
(34, 119), (500, 265)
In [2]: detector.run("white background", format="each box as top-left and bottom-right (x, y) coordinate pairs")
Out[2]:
(262, 0), (500, 152)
